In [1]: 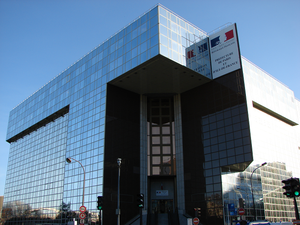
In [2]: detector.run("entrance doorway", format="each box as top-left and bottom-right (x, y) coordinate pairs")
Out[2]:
(151, 199), (173, 214)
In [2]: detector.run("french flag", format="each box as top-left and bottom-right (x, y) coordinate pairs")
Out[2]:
(225, 30), (234, 42)
(187, 50), (195, 59)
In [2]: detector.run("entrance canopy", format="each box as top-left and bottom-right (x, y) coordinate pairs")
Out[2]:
(109, 55), (211, 95)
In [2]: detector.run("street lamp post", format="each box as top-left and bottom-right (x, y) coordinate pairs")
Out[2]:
(250, 162), (267, 221)
(117, 158), (122, 225)
(66, 157), (86, 206)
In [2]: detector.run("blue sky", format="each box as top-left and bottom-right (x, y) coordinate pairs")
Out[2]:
(0, 0), (299, 196)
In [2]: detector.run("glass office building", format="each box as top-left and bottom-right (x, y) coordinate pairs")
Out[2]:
(3, 4), (300, 225)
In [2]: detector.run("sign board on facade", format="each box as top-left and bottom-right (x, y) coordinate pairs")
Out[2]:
(185, 23), (241, 80)
(156, 190), (168, 196)
(209, 23), (241, 79)
(186, 37), (212, 79)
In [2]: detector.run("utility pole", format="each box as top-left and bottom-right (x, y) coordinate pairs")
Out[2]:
(117, 158), (122, 225)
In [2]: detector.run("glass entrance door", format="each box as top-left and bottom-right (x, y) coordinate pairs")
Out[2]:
(151, 199), (173, 214)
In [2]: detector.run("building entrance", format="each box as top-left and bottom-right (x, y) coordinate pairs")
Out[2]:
(151, 199), (173, 214)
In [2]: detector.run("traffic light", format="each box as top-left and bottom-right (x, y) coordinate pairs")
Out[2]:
(194, 207), (201, 218)
(197, 208), (201, 218)
(239, 198), (245, 208)
(282, 178), (293, 198)
(291, 178), (300, 197)
(97, 196), (103, 210)
(137, 193), (144, 208)
(294, 185), (300, 197)
(282, 178), (300, 198)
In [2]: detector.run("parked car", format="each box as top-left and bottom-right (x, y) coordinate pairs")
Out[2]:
(248, 221), (271, 225)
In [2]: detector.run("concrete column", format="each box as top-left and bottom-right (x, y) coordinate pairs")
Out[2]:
(174, 94), (185, 214)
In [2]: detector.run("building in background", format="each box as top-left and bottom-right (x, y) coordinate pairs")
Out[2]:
(0, 196), (3, 220)
(3, 4), (300, 225)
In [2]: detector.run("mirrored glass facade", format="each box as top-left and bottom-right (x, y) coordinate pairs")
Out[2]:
(5, 114), (68, 220)
(3, 4), (300, 225)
